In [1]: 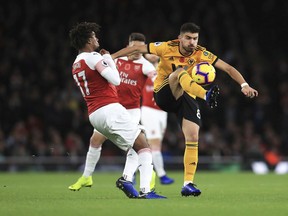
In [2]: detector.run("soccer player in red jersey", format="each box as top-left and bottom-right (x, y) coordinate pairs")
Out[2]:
(68, 22), (165, 199)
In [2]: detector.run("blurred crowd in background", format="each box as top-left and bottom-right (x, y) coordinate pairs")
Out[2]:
(0, 0), (287, 170)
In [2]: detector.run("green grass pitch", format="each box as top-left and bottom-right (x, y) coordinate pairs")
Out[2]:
(0, 171), (287, 216)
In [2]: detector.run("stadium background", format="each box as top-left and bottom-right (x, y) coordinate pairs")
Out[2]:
(0, 0), (287, 172)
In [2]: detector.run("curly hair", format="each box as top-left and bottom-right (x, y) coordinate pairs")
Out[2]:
(69, 22), (101, 50)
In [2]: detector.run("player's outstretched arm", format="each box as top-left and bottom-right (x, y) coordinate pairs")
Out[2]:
(111, 44), (148, 59)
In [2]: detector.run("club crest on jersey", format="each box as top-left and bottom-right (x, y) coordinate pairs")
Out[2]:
(154, 42), (162, 46)
(101, 60), (109, 67)
(188, 59), (195, 65)
(134, 65), (141, 71)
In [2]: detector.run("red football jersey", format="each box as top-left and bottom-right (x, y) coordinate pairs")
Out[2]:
(142, 76), (161, 110)
(72, 52), (119, 115)
(116, 56), (155, 109)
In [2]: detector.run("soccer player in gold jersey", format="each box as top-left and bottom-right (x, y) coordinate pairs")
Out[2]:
(112, 22), (258, 197)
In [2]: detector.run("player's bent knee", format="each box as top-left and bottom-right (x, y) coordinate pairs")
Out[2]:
(133, 133), (150, 152)
(90, 134), (106, 148)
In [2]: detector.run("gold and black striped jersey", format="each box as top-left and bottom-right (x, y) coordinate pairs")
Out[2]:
(148, 39), (218, 91)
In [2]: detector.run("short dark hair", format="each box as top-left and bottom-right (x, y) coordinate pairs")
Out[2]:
(180, 22), (200, 34)
(128, 32), (146, 42)
(69, 22), (101, 50)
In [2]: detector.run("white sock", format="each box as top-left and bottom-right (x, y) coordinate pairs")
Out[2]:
(138, 148), (153, 193)
(152, 151), (166, 177)
(122, 148), (139, 182)
(83, 146), (101, 177)
(184, 181), (193, 186)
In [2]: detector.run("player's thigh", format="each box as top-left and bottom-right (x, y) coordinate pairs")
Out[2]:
(168, 68), (184, 100)
(179, 92), (202, 125)
(90, 130), (107, 147)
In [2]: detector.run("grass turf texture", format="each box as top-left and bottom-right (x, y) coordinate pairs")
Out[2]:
(0, 171), (287, 216)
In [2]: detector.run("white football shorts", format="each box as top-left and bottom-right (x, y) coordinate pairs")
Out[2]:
(89, 103), (141, 151)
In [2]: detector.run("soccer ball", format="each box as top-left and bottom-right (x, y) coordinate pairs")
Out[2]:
(191, 62), (216, 85)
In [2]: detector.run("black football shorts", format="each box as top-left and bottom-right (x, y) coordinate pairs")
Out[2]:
(154, 80), (201, 127)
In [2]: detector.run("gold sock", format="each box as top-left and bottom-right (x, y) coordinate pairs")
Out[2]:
(178, 71), (206, 99)
(184, 142), (198, 182)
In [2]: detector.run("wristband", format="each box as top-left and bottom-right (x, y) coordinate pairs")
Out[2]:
(241, 83), (249, 88)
